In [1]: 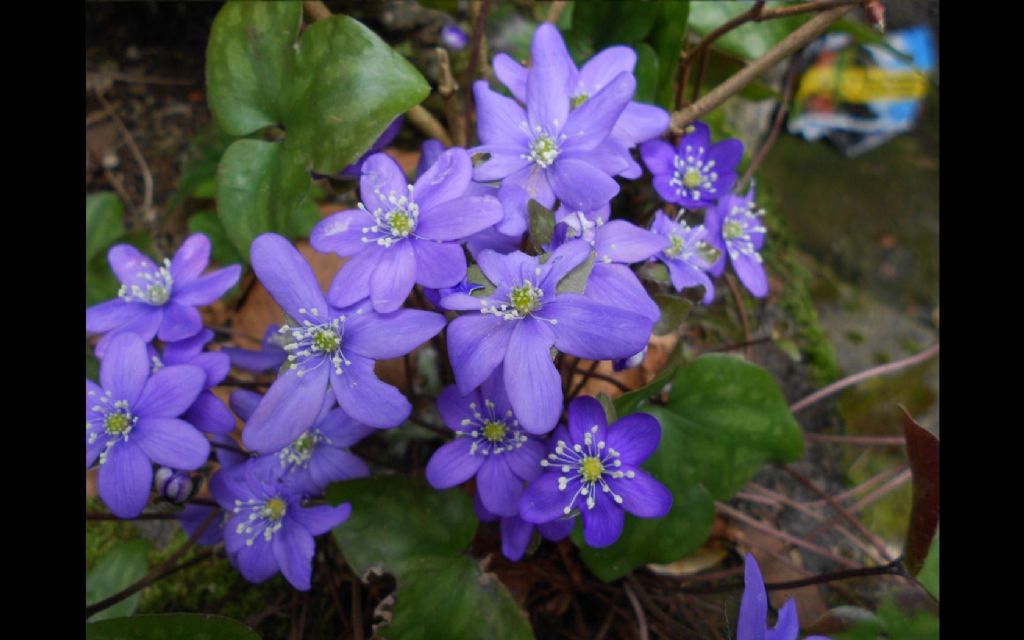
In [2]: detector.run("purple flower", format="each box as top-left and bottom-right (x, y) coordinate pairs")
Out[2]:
(443, 240), (655, 434)
(422, 276), (483, 311)
(425, 373), (547, 516)
(311, 150), (503, 313)
(86, 234), (242, 357)
(222, 324), (288, 374)
(86, 332), (210, 518)
(474, 492), (574, 562)
(471, 24), (636, 212)
(211, 462), (351, 590)
(440, 23), (469, 50)
(553, 206), (668, 322)
(519, 397), (671, 548)
(493, 29), (670, 178)
(738, 553), (831, 640)
(148, 329), (235, 434)
(233, 389), (374, 497)
(243, 233), (446, 452)
(650, 210), (719, 304)
(705, 185), (769, 298)
(417, 138), (525, 257)
(640, 122), (743, 209)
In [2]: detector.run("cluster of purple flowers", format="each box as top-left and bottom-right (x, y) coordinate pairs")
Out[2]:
(85, 19), (776, 590)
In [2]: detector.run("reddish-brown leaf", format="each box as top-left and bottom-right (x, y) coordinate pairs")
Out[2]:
(900, 405), (939, 575)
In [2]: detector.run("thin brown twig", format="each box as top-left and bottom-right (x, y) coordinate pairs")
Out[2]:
(85, 510), (220, 618)
(790, 344), (939, 412)
(545, 1), (568, 24)
(86, 512), (176, 521)
(806, 433), (907, 446)
(302, 0), (331, 23)
(804, 469), (912, 541)
(739, 51), (803, 188)
(817, 465), (907, 507)
(622, 580), (649, 640)
(686, 0), (765, 106)
(570, 367), (632, 393)
(463, 0), (492, 145)
(716, 502), (860, 569)
(670, 5), (855, 133)
(780, 463), (895, 562)
(435, 47), (466, 147)
(567, 359), (601, 401)
(724, 274), (753, 360)
(94, 90), (155, 226)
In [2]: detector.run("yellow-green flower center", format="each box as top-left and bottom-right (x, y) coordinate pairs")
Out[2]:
(682, 168), (703, 189)
(263, 498), (287, 521)
(312, 328), (340, 353)
(529, 134), (560, 168)
(580, 456), (605, 483)
(105, 413), (131, 435)
(664, 234), (684, 258)
(697, 242), (721, 264)
(292, 432), (316, 457)
(723, 220), (744, 240)
(482, 420), (507, 443)
(509, 281), (543, 315)
(388, 209), (414, 237)
(571, 93), (589, 109)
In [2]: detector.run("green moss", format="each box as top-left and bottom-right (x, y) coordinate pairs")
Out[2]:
(758, 186), (842, 384)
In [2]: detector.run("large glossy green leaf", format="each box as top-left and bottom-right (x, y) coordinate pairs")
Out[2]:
(216, 140), (310, 260)
(206, 2), (301, 136)
(661, 354), (804, 498)
(86, 192), (125, 265)
(284, 15), (429, 174)
(85, 614), (259, 640)
(327, 477), (532, 639)
(688, 2), (809, 61)
(85, 540), (150, 622)
(207, 1), (429, 258)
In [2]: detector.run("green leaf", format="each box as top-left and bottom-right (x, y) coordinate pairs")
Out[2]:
(633, 42), (659, 104)
(527, 199), (555, 252)
(637, 261), (670, 284)
(572, 0), (661, 49)
(327, 477), (532, 639)
(87, 251), (122, 307)
(284, 14), (430, 174)
(652, 294), (693, 335)
(659, 354), (804, 499)
(86, 192), (125, 265)
(216, 139), (311, 260)
(917, 528), (938, 600)
(208, 3), (430, 258)
(187, 211), (246, 268)
(555, 252), (595, 294)
(85, 539), (150, 621)
(378, 555), (533, 640)
(85, 614), (260, 640)
(288, 199), (324, 239)
(328, 477), (476, 575)
(576, 482), (714, 582)
(86, 347), (100, 380)
(206, 1), (301, 136)
(467, 264), (497, 298)
(613, 341), (684, 416)
(688, 2), (809, 61)
(649, 0), (690, 108)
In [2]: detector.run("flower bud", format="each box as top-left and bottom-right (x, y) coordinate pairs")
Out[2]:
(154, 467), (196, 504)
